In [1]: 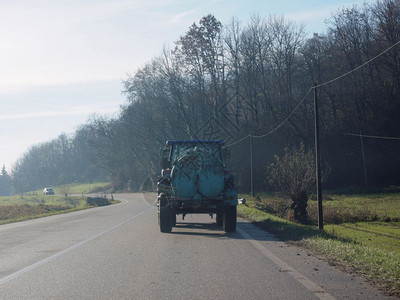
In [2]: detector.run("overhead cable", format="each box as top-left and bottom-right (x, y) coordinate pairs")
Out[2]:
(226, 39), (400, 148)
(251, 87), (313, 139)
(226, 133), (251, 147)
(316, 39), (400, 88)
(226, 87), (313, 147)
(344, 133), (400, 140)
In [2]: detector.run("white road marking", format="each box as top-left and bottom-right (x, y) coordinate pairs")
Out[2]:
(237, 226), (336, 300)
(0, 206), (154, 286)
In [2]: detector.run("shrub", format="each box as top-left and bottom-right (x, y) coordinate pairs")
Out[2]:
(267, 143), (317, 223)
(86, 197), (110, 206)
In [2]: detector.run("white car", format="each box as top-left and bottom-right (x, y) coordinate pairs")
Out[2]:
(43, 188), (54, 195)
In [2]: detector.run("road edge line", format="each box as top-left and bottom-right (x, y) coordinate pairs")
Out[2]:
(237, 226), (335, 300)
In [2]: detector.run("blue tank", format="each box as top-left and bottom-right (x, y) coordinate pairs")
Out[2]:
(170, 147), (225, 198)
(157, 140), (238, 233)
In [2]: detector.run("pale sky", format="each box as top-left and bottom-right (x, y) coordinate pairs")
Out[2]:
(0, 0), (374, 171)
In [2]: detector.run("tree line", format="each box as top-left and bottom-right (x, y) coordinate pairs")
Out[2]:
(0, 165), (13, 196)
(6, 0), (400, 195)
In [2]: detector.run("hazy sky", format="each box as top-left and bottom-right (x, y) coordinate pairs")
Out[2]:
(0, 0), (374, 171)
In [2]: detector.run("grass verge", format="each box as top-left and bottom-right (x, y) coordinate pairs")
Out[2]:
(0, 204), (90, 225)
(238, 202), (400, 297)
(0, 183), (118, 225)
(32, 182), (112, 195)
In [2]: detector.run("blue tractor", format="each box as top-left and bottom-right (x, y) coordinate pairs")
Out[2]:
(157, 140), (238, 233)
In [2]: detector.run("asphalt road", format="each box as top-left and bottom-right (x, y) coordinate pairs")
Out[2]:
(0, 193), (394, 299)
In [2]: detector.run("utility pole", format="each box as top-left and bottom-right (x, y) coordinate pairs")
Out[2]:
(360, 131), (368, 187)
(314, 83), (323, 230)
(250, 134), (254, 196)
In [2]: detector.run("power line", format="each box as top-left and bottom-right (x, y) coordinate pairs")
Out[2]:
(344, 133), (400, 140)
(226, 87), (313, 147)
(251, 87), (313, 139)
(226, 39), (400, 148)
(316, 39), (400, 88)
(226, 133), (251, 147)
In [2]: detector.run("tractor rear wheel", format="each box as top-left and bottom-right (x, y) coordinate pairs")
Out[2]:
(159, 196), (172, 233)
(216, 212), (222, 226)
(223, 206), (237, 233)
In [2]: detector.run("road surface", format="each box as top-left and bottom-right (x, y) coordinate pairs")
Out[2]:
(0, 193), (393, 299)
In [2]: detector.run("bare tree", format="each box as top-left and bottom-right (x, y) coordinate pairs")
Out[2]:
(267, 143), (317, 223)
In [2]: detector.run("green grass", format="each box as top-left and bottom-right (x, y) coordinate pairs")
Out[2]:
(0, 203), (90, 225)
(324, 222), (400, 254)
(309, 193), (400, 222)
(0, 182), (113, 225)
(246, 192), (400, 223)
(56, 182), (111, 194)
(238, 195), (400, 296)
(304, 236), (400, 295)
(238, 202), (328, 241)
(31, 182), (111, 195)
(0, 194), (74, 206)
(0, 195), (89, 225)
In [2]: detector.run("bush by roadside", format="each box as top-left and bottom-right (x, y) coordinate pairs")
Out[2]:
(86, 197), (110, 206)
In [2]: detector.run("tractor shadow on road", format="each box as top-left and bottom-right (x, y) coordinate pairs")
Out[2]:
(170, 221), (276, 241)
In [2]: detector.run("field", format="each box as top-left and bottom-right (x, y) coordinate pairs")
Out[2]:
(38, 182), (111, 195)
(309, 193), (400, 223)
(238, 192), (400, 296)
(0, 182), (112, 225)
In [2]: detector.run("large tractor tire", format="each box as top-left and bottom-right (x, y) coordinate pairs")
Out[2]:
(223, 205), (237, 233)
(159, 196), (172, 233)
(216, 212), (223, 226)
(171, 213), (177, 227)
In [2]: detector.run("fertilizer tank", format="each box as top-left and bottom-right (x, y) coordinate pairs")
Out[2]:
(157, 140), (238, 233)
(170, 147), (225, 199)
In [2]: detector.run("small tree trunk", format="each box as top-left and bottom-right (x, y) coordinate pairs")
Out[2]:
(290, 190), (309, 224)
